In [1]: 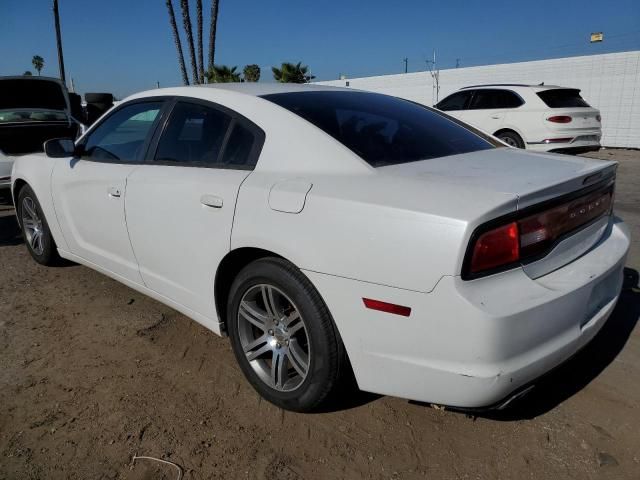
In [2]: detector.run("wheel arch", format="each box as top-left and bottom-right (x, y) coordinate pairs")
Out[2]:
(493, 127), (526, 147)
(214, 247), (287, 332)
(11, 178), (29, 225)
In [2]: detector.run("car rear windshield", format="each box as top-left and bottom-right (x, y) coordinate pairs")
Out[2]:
(0, 79), (67, 111)
(537, 89), (590, 108)
(262, 91), (498, 167)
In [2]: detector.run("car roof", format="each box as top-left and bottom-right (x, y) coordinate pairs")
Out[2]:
(459, 84), (571, 92)
(195, 82), (352, 97)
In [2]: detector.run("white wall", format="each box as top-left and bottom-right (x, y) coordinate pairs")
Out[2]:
(317, 51), (640, 148)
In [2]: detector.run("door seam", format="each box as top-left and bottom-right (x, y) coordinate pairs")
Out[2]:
(123, 165), (148, 287)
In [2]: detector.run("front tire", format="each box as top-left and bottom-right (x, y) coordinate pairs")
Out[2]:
(227, 257), (346, 412)
(17, 185), (61, 265)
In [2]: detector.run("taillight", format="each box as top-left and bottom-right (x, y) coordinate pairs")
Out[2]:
(469, 222), (519, 274)
(464, 184), (614, 279)
(547, 115), (572, 123)
(596, 114), (601, 122)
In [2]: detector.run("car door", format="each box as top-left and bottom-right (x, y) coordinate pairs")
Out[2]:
(125, 98), (265, 319)
(463, 89), (522, 134)
(51, 100), (167, 283)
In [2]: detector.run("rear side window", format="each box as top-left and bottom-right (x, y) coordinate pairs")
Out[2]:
(537, 89), (590, 108)
(263, 91), (497, 168)
(468, 89), (523, 109)
(154, 101), (231, 166)
(221, 123), (256, 167)
(436, 91), (471, 111)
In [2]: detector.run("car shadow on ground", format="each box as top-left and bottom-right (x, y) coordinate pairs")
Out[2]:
(474, 267), (640, 421)
(0, 208), (23, 246)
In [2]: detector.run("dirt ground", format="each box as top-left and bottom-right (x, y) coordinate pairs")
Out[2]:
(1, 149), (639, 480)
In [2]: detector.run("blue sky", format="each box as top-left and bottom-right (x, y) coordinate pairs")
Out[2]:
(1, 0), (639, 98)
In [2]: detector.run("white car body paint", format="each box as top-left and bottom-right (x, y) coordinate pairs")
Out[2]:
(11, 84), (630, 408)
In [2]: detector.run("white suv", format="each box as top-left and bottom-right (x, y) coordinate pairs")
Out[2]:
(435, 84), (602, 154)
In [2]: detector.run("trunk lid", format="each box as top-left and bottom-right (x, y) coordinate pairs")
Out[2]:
(544, 107), (601, 131)
(378, 148), (616, 210)
(379, 148), (617, 278)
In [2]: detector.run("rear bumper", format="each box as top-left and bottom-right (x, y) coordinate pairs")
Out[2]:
(304, 218), (630, 408)
(526, 132), (601, 153)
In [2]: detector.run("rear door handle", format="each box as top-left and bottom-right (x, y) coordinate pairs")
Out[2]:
(107, 186), (121, 198)
(491, 115), (501, 119)
(200, 194), (223, 208)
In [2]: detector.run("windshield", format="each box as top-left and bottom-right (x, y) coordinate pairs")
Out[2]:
(262, 90), (498, 167)
(0, 78), (68, 123)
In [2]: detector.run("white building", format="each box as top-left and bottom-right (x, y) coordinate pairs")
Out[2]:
(317, 51), (640, 149)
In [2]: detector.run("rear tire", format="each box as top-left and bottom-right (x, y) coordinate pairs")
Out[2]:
(227, 257), (346, 412)
(497, 131), (525, 149)
(17, 185), (61, 266)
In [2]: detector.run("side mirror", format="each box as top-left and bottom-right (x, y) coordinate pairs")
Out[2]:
(44, 138), (76, 158)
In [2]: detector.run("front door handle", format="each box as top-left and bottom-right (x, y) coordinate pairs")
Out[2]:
(107, 186), (121, 198)
(201, 194), (223, 208)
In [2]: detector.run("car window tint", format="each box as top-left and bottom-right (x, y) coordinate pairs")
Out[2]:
(83, 102), (162, 162)
(537, 89), (590, 108)
(436, 91), (471, 111)
(155, 102), (231, 166)
(221, 123), (256, 167)
(263, 91), (496, 167)
(469, 89), (523, 109)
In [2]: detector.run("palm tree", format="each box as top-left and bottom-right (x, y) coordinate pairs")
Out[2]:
(208, 0), (220, 71)
(180, 0), (199, 84)
(165, 0), (189, 85)
(206, 65), (240, 83)
(196, 0), (204, 84)
(272, 62), (315, 83)
(243, 64), (260, 82)
(32, 55), (44, 76)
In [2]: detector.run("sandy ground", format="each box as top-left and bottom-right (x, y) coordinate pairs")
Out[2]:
(1, 149), (639, 480)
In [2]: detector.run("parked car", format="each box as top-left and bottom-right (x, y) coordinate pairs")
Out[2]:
(435, 84), (602, 154)
(0, 76), (85, 191)
(11, 84), (629, 412)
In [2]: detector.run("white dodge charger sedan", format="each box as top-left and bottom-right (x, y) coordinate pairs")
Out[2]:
(11, 84), (630, 412)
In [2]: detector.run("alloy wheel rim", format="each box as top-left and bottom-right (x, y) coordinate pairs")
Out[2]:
(502, 136), (518, 147)
(237, 284), (310, 392)
(21, 197), (44, 255)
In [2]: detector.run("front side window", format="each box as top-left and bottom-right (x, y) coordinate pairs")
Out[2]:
(263, 91), (497, 167)
(154, 102), (231, 166)
(83, 101), (162, 162)
(436, 91), (471, 111)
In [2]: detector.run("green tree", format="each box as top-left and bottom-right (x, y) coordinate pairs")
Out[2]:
(31, 55), (44, 76)
(165, 0), (189, 85)
(180, 0), (199, 84)
(272, 62), (314, 83)
(206, 65), (241, 83)
(243, 64), (261, 82)
(23, 71), (33, 76)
